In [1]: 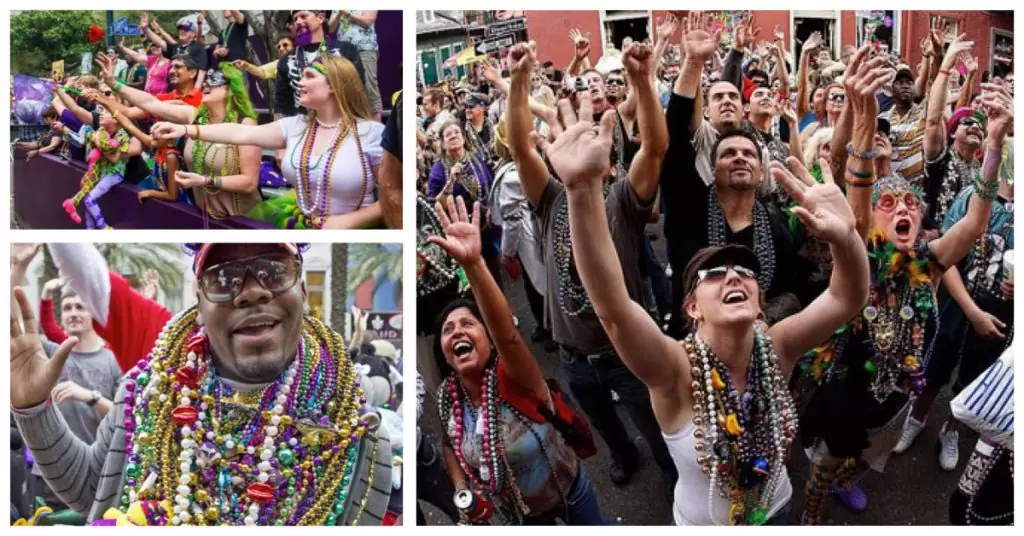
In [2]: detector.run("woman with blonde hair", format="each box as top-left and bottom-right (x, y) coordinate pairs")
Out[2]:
(802, 127), (834, 171)
(98, 53), (262, 222)
(153, 55), (384, 229)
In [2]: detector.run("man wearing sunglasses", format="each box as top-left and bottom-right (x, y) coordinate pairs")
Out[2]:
(11, 243), (393, 525)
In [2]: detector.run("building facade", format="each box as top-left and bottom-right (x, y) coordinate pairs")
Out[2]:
(525, 10), (1012, 91)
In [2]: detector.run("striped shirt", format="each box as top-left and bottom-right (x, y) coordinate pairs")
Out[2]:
(879, 102), (927, 186)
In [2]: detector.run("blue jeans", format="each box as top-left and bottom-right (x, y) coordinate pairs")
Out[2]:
(524, 466), (612, 525)
(641, 235), (672, 321)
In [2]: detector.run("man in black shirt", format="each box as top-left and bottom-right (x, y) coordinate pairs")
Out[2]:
(274, 10), (365, 118)
(211, 10), (249, 63)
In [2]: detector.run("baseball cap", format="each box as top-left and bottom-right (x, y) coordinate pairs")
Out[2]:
(177, 20), (195, 31)
(190, 243), (302, 275)
(894, 64), (915, 83)
(681, 245), (762, 298)
(465, 95), (486, 108)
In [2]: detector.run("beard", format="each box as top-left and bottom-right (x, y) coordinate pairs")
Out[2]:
(295, 27), (313, 47)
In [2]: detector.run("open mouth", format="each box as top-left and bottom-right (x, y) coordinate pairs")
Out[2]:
(232, 320), (281, 338)
(894, 219), (913, 240)
(723, 290), (749, 305)
(452, 340), (474, 358)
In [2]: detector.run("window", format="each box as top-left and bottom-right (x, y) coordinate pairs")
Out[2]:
(305, 271), (325, 321)
(990, 29), (1013, 80)
(439, 45), (452, 79)
(453, 42), (466, 79)
(418, 11), (435, 24)
(856, 11), (897, 54)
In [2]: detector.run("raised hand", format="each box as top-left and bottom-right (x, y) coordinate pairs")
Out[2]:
(657, 13), (679, 42)
(480, 59), (502, 84)
(94, 53), (116, 82)
(929, 18), (950, 52)
(920, 35), (935, 58)
(11, 243), (42, 267)
(734, 12), (761, 52)
(41, 277), (64, 300)
(140, 12), (149, 28)
(962, 54), (979, 73)
(141, 269), (160, 301)
(535, 98), (616, 189)
(803, 31), (823, 54)
(980, 83), (1013, 142)
(507, 43), (535, 81)
(11, 287), (79, 409)
(427, 197), (482, 267)
(569, 28), (591, 60)
(845, 46), (893, 120)
(774, 25), (785, 43)
(622, 41), (655, 80)
(771, 157), (856, 244)
(682, 11), (722, 61)
(941, 34), (973, 69)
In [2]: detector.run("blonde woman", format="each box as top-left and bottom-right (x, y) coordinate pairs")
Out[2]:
(154, 55), (383, 229)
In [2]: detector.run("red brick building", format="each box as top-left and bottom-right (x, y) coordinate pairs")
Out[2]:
(526, 10), (1012, 90)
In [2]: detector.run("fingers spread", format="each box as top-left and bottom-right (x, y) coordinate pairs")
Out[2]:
(15, 287), (37, 334)
(434, 200), (453, 229)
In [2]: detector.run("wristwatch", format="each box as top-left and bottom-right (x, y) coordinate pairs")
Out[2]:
(87, 390), (102, 406)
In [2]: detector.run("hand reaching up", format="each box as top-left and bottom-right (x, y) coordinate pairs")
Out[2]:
(427, 197), (482, 267)
(682, 11), (722, 62)
(771, 157), (856, 244)
(535, 96), (616, 190)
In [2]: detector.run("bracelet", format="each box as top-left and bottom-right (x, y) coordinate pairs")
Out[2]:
(113, 81), (125, 92)
(938, 68), (953, 77)
(194, 124), (200, 140)
(205, 175), (216, 187)
(973, 171), (999, 201)
(846, 168), (874, 179)
(845, 143), (876, 161)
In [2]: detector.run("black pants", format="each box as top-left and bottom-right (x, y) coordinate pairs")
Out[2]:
(521, 261), (546, 331)
(557, 346), (678, 480)
(949, 440), (1014, 525)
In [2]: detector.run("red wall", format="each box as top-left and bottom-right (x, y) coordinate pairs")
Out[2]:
(901, 11), (1013, 93)
(525, 11), (602, 69)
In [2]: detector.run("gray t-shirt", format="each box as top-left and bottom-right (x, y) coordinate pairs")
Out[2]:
(535, 178), (653, 354)
(32, 340), (121, 478)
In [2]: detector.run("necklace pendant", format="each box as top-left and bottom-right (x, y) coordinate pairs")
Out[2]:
(899, 306), (915, 320)
(875, 322), (895, 351)
(863, 306), (879, 321)
(246, 482), (274, 504)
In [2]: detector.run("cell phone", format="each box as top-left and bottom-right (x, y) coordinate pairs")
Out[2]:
(573, 76), (587, 93)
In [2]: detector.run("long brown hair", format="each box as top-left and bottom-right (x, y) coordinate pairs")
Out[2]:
(305, 55), (373, 131)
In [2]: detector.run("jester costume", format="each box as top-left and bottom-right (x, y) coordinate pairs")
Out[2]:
(62, 126), (130, 229)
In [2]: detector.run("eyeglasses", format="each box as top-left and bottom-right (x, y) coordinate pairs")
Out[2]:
(875, 191), (921, 213)
(695, 265), (758, 288)
(958, 118), (983, 129)
(828, 93), (846, 102)
(606, 79), (626, 87)
(198, 253), (301, 303)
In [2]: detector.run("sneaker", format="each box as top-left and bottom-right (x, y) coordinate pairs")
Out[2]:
(892, 416), (925, 454)
(938, 421), (960, 471)
(609, 457), (637, 486)
(830, 483), (868, 512)
(530, 327), (551, 343)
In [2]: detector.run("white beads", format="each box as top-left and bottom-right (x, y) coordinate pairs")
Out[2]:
(273, 405), (284, 414)
(258, 472), (270, 482)
(258, 461), (272, 471)
(270, 416), (281, 426)
(246, 446), (256, 455)
(266, 426), (279, 437)
(177, 485), (191, 495)
(260, 449), (274, 461)
(288, 438), (298, 447)
(225, 440), (236, 450)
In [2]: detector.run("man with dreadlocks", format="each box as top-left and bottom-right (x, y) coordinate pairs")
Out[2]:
(797, 45), (1011, 525)
(10, 243), (392, 526)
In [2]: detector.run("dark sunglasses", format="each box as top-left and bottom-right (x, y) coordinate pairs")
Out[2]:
(695, 265), (758, 287)
(958, 118), (983, 129)
(828, 93), (846, 102)
(606, 78), (626, 87)
(199, 253), (300, 303)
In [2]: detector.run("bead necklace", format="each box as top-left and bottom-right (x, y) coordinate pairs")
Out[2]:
(683, 328), (797, 526)
(441, 153), (484, 200)
(937, 150), (980, 225)
(191, 115), (242, 221)
(119, 309), (378, 526)
(707, 188), (776, 291)
(857, 231), (938, 402)
(552, 195), (593, 317)
(464, 117), (493, 163)
(964, 446), (1014, 525)
(416, 194), (460, 296)
(437, 364), (532, 524)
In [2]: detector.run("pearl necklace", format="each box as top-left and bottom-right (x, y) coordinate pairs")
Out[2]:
(416, 195), (460, 296)
(552, 195), (593, 317)
(684, 328), (796, 525)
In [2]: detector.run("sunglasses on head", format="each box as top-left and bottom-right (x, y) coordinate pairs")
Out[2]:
(875, 191), (921, 213)
(695, 265), (758, 289)
(828, 93), (846, 102)
(199, 253), (300, 303)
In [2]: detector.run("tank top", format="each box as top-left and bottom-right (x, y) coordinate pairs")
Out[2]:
(663, 421), (792, 525)
(145, 57), (171, 95)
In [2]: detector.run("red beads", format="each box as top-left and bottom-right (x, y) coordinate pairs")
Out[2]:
(175, 367), (199, 388)
(172, 405), (198, 426)
(186, 334), (207, 353)
(246, 482), (274, 504)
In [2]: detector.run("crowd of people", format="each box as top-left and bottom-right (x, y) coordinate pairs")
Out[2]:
(13, 10), (403, 229)
(415, 11), (1014, 525)
(10, 243), (405, 525)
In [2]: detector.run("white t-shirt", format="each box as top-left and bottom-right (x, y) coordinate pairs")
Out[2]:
(279, 117), (384, 216)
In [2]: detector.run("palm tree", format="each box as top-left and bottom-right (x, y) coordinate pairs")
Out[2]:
(36, 243), (186, 303)
(330, 243), (349, 333)
(346, 244), (402, 299)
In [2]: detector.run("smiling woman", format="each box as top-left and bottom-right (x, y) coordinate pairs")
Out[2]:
(9, 242), (403, 526)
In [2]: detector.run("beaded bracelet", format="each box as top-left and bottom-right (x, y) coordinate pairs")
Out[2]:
(973, 172), (1000, 201)
(848, 177), (876, 188)
(847, 168), (874, 179)
(845, 143), (876, 160)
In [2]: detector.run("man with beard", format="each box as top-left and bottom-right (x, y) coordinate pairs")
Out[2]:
(274, 10), (365, 118)
(144, 15), (209, 90)
(661, 12), (804, 338)
(96, 55), (203, 128)
(920, 35), (984, 227)
(506, 42), (679, 490)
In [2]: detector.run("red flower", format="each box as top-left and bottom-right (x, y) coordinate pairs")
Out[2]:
(86, 25), (105, 44)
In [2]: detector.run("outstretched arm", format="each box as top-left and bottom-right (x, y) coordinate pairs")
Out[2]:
(623, 42), (665, 201)
(843, 48), (891, 241)
(930, 86), (1011, 268)
(428, 197), (549, 402)
(504, 44), (550, 207)
(924, 34), (972, 161)
(152, 119), (286, 150)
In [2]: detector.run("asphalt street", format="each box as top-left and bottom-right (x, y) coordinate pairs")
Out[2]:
(417, 222), (971, 525)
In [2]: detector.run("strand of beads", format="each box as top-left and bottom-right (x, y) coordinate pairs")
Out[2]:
(553, 197), (594, 317)
(706, 189), (776, 290)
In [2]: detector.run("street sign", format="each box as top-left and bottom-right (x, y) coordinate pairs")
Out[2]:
(474, 35), (514, 55)
(486, 18), (526, 37)
(110, 16), (141, 36)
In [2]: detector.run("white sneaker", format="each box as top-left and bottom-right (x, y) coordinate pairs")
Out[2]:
(938, 421), (960, 471)
(892, 416), (925, 454)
